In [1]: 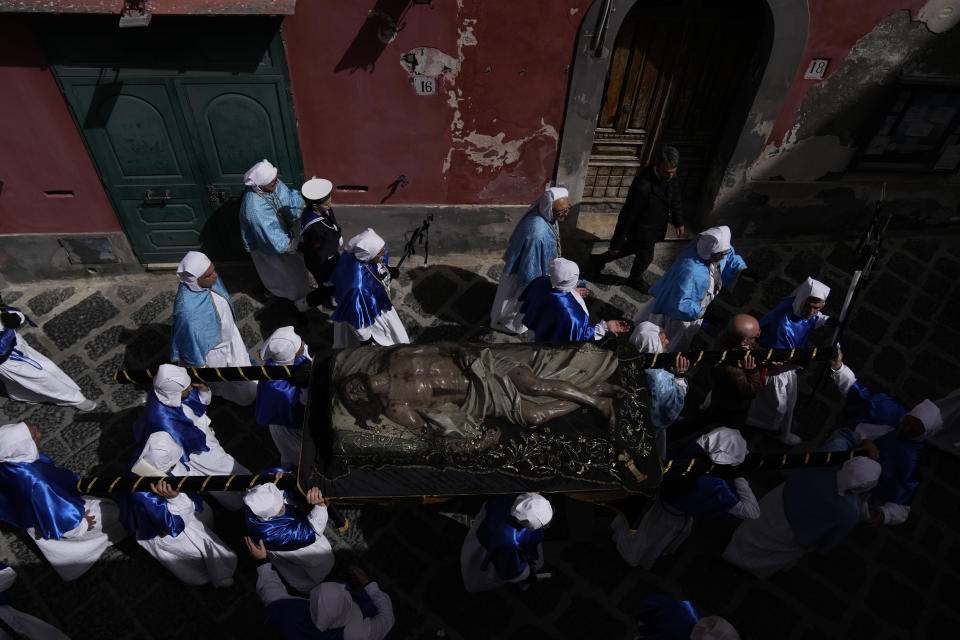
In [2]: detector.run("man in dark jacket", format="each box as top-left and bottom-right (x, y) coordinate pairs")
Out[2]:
(589, 145), (684, 291)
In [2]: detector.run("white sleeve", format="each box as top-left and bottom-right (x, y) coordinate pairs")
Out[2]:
(592, 321), (608, 340)
(198, 389), (213, 405)
(878, 502), (911, 526)
(831, 363), (857, 397)
(308, 505), (329, 534)
(166, 493), (198, 519)
(256, 563), (295, 606)
(360, 582), (395, 640)
(813, 312), (829, 329)
(727, 478), (760, 520)
(855, 423), (894, 440)
(0, 566), (17, 592)
(298, 387), (309, 405)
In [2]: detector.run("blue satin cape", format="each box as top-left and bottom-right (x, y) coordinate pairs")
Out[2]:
(171, 278), (245, 367)
(330, 252), (393, 330)
(519, 276), (595, 342)
(132, 388), (210, 465)
(644, 369), (687, 430)
(872, 429), (921, 505)
(239, 182), (304, 254)
(0, 454), (85, 539)
(245, 496), (317, 552)
(783, 436), (859, 552)
(476, 494), (544, 581)
(502, 213), (560, 288)
(649, 240), (746, 320)
(758, 296), (823, 349)
(265, 583), (378, 639)
(843, 379), (906, 428)
(255, 355), (310, 429)
(635, 594), (704, 640)
(660, 442), (739, 518)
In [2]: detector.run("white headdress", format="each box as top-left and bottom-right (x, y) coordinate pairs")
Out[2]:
(790, 277), (831, 317)
(243, 159), (279, 193)
(696, 226), (732, 260)
(260, 326), (302, 365)
(691, 616), (741, 640)
(630, 321), (663, 354)
(548, 258), (579, 292)
(344, 228), (386, 263)
(131, 431), (184, 476)
(0, 423), (39, 464)
(176, 251), (213, 293)
(243, 483), (286, 520)
(510, 493), (553, 530)
(310, 583), (364, 633)
(836, 456), (881, 495)
(696, 427), (748, 466)
(302, 177), (333, 201)
(528, 186), (569, 223)
(153, 364), (192, 408)
(906, 398), (944, 439)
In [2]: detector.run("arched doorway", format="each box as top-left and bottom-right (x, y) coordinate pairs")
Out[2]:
(584, 0), (765, 217)
(556, 0), (806, 235)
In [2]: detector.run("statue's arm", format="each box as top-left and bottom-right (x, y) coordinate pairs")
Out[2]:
(384, 401), (427, 431)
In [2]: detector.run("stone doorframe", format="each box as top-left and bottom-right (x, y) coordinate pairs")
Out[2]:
(556, 0), (809, 231)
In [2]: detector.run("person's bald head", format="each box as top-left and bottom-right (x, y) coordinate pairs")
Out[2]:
(729, 314), (760, 347)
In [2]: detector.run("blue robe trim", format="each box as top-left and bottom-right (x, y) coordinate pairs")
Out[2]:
(255, 356), (310, 429)
(245, 497), (317, 552)
(330, 252), (393, 330)
(171, 278), (245, 367)
(264, 584), (378, 640)
(502, 213), (560, 288)
(132, 388), (210, 465)
(519, 277), (594, 342)
(758, 296), (821, 349)
(660, 442), (739, 518)
(873, 430), (921, 505)
(644, 369), (686, 430)
(635, 594), (704, 640)
(0, 454), (85, 539)
(239, 182), (304, 254)
(784, 436), (859, 552)
(476, 494), (544, 581)
(114, 445), (204, 541)
(844, 379), (906, 428)
(649, 240), (746, 320)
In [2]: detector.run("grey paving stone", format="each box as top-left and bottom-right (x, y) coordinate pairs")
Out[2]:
(131, 290), (176, 326)
(20, 332), (51, 358)
(1, 290), (23, 304)
(759, 276), (795, 310)
(411, 271), (460, 316)
(784, 249), (827, 283)
(73, 374), (103, 401)
(555, 594), (628, 639)
(865, 571), (924, 629)
(26, 287), (76, 317)
(448, 280), (497, 324)
(910, 293), (940, 322)
(863, 272), (910, 312)
(848, 307), (888, 344)
(121, 327), (169, 369)
(233, 295), (256, 321)
(901, 237), (940, 260)
(42, 292), (119, 349)
(885, 251), (927, 284)
(85, 325), (124, 360)
(116, 284), (147, 304)
(892, 317), (928, 348)
(872, 346), (906, 385)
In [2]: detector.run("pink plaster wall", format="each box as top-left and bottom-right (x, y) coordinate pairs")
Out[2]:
(282, 0), (593, 206)
(0, 16), (119, 234)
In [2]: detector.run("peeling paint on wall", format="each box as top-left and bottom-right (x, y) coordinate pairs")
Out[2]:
(440, 7), (560, 178)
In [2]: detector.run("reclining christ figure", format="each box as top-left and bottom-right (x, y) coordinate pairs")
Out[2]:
(336, 342), (621, 444)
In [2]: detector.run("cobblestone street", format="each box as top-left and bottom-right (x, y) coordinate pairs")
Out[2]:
(1, 229), (959, 639)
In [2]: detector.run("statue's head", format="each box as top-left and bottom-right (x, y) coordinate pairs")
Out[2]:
(337, 372), (382, 425)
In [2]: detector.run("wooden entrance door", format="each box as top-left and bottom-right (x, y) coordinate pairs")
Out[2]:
(39, 16), (303, 264)
(584, 0), (762, 213)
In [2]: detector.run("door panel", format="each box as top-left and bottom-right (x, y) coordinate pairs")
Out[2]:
(41, 16), (303, 264)
(584, 1), (762, 209)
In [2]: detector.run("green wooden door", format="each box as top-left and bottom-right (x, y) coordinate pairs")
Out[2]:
(40, 16), (303, 264)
